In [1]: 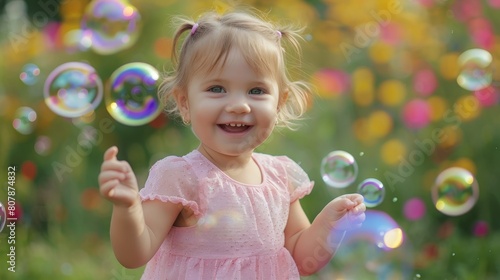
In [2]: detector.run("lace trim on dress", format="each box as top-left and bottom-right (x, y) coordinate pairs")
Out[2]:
(140, 194), (202, 217)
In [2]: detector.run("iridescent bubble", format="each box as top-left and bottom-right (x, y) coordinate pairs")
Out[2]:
(357, 178), (385, 207)
(346, 210), (403, 250)
(0, 202), (6, 233)
(81, 0), (141, 55)
(320, 150), (358, 188)
(44, 62), (103, 118)
(457, 48), (493, 91)
(431, 167), (479, 216)
(319, 210), (412, 279)
(20, 63), (40, 85)
(105, 62), (161, 126)
(13, 106), (37, 134)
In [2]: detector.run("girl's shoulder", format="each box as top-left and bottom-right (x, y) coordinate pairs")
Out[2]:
(150, 154), (189, 171)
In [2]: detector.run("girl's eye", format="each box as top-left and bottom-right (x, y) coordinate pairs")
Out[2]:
(208, 86), (226, 93)
(249, 88), (265, 95)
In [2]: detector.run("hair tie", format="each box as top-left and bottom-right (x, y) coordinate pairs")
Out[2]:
(191, 23), (199, 35)
(277, 30), (282, 39)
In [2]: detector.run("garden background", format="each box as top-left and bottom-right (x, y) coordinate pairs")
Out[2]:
(0, 0), (499, 279)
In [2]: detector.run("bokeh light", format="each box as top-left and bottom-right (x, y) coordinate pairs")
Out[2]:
(457, 48), (493, 91)
(320, 150), (358, 188)
(12, 106), (37, 135)
(402, 99), (431, 129)
(44, 62), (103, 118)
(34, 135), (52, 155)
(357, 178), (385, 207)
(403, 197), (426, 221)
(431, 167), (479, 216)
(105, 62), (162, 126)
(81, 0), (142, 55)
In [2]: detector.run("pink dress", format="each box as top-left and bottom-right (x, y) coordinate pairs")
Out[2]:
(139, 150), (314, 280)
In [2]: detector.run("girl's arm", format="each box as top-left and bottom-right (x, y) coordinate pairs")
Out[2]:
(99, 146), (183, 268)
(284, 194), (365, 276)
(109, 199), (182, 268)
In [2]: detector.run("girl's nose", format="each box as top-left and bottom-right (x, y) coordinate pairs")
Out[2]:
(225, 94), (251, 114)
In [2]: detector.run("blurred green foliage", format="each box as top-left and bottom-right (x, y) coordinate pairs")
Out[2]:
(1, 0), (500, 279)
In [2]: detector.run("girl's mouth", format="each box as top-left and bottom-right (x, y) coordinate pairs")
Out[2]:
(218, 123), (252, 133)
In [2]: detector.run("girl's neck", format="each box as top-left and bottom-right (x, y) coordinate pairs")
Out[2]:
(197, 145), (263, 185)
(197, 145), (253, 171)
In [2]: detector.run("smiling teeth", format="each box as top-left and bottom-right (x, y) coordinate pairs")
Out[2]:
(226, 123), (245, 127)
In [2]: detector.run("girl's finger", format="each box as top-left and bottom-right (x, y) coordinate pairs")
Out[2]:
(98, 170), (126, 184)
(103, 146), (118, 161)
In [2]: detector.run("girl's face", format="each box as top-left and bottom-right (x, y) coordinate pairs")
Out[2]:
(178, 48), (280, 158)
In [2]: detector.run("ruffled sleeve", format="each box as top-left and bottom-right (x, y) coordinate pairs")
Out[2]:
(139, 156), (201, 217)
(276, 156), (314, 203)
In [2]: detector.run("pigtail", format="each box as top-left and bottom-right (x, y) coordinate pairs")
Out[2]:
(273, 24), (312, 130)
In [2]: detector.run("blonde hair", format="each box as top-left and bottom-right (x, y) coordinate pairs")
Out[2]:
(159, 9), (311, 129)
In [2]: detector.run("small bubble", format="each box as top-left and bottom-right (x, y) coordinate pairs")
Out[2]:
(415, 274), (421, 278)
(359, 152), (365, 156)
(393, 197), (398, 202)
(452, 253), (456, 256)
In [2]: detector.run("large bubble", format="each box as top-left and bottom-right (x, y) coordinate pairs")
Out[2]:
(44, 62), (103, 118)
(105, 62), (162, 126)
(320, 150), (358, 188)
(431, 167), (479, 216)
(81, 0), (141, 55)
(457, 48), (493, 91)
(318, 210), (412, 279)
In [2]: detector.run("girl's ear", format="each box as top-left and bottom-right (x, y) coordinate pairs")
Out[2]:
(173, 88), (190, 123)
(278, 88), (289, 110)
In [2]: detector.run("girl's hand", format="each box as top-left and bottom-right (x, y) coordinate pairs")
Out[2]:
(320, 193), (366, 231)
(98, 146), (140, 208)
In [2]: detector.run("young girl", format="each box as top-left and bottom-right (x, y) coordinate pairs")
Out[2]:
(98, 9), (365, 279)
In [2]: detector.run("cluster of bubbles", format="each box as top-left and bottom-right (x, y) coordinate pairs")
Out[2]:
(320, 150), (385, 208)
(321, 150), (480, 216)
(11, 61), (162, 131)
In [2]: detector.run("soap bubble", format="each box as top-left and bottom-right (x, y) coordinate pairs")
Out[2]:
(81, 0), (141, 55)
(105, 62), (162, 126)
(12, 106), (37, 134)
(457, 48), (493, 91)
(321, 150), (358, 188)
(44, 62), (103, 118)
(19, 63), (40, 85)
(357, 178), (385, 207)
(431, 167), (479, 216)
(0, 202), (6, 232)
